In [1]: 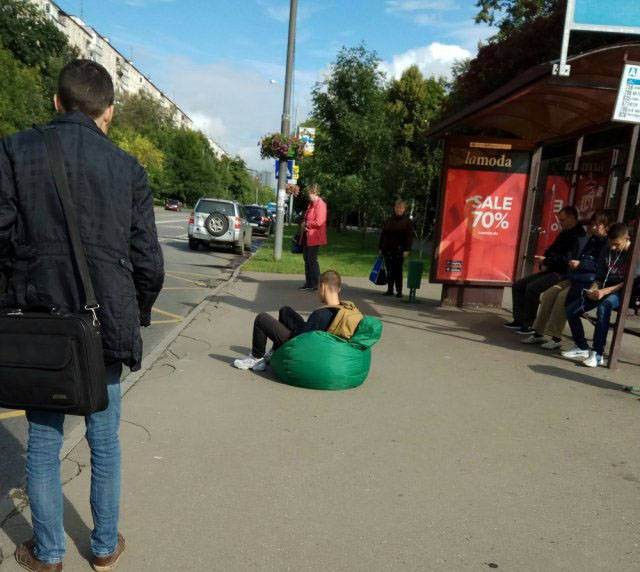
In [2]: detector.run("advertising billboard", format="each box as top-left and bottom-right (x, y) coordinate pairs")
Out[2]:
(435, 142), (531, 284)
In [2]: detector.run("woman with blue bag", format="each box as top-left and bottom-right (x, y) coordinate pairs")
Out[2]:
(378, 200), (413, 298)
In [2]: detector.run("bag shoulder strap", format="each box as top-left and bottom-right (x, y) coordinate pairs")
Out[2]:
(36, 125), (99, 316)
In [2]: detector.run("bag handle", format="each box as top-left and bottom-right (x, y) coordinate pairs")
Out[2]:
(36, 126), (99, 323)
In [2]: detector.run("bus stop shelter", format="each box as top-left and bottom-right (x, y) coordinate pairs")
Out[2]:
(427, 43), (640, 369)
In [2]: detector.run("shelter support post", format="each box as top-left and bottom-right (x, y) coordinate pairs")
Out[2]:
(515, 146), (543, 279)
(608, 126), (640, 369)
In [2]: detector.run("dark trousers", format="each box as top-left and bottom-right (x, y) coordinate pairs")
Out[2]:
(303, 245), (320, 288)
(383, 251), (404, 294)
(566, 292), (621, 355)
(252, 306), (305, 358)
(512, 271), (561, 327)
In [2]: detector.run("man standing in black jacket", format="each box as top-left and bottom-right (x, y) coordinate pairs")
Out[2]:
(506, 206), (585, 335)
(0, 61), (164, 571)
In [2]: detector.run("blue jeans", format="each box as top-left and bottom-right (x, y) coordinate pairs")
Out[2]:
(25, 363), (122, 564)
(566, 292), (621, 356)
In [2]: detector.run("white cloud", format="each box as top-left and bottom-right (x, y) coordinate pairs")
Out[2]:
(385, 0), (457, 12)
(157, 58), (320, 171)
(380, 42), (472, 80)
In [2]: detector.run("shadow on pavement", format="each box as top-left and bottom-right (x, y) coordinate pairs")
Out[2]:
(529, 364), (633, 393)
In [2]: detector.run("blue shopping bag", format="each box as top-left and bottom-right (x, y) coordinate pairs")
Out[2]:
(369, 256), (387, 286)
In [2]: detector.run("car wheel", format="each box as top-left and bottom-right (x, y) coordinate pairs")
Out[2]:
(204, 212), (229, 237)
(188, 238), (200, 251)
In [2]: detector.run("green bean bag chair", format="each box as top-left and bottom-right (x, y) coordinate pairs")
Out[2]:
(269, 316), (383, 390)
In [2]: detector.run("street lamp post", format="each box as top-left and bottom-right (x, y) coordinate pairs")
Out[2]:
(274, 0), (298, 260)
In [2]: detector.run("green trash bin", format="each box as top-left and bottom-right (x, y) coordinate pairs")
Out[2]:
(407, 260), (424, 302)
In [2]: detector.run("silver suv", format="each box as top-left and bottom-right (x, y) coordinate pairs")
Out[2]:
(188, 198), (252, 255)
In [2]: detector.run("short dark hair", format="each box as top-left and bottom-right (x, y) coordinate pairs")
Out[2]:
(608, 222), (629, 240)
(320, 270), (341, 291)
(57, 60), (114, 118)
(560, 206), (579, 220)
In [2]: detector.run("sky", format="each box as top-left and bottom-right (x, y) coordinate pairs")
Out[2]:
(54, 0), (496, 171)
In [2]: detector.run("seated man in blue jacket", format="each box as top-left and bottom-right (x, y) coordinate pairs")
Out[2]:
(234, 270), (343, 372)
(506, 206), (586, 335)
(562, 223), (632, 368)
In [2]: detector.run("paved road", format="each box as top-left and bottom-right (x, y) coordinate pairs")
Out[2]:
(0, 207), (259, 506)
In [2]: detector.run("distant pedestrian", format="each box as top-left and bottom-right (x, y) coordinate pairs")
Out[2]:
(0, 60), (164, 571)
(379, 199), (413, 298)
(300, 184), (327, 291)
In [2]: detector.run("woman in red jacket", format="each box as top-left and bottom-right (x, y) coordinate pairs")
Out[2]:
(300, 184), (328, 290)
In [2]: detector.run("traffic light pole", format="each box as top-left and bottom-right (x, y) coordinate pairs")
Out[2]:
(274, 0), (298, 261)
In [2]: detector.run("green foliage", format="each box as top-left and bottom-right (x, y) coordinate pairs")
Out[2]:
(303, 45), (392, 227)
(0, 47), (51, 136)
(475, 0), (560, 38)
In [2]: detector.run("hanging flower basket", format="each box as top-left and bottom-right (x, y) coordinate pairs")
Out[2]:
(259, 133), (304, 160)
(286, 184), (300, 197)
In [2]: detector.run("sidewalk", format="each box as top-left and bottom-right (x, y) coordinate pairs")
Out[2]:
(1, 273), (639, 571)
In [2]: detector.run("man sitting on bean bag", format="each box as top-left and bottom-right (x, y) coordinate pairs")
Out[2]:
(233, 270), (362, 372)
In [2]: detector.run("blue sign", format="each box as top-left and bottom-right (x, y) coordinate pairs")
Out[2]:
(274, 160), (294, 179)
(574, 0), (640, 29)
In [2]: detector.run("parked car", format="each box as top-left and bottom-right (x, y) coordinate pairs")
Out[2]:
(244, 205), (272, 236)
(188, 198), (252, 254)
(164, 198), (183, 212)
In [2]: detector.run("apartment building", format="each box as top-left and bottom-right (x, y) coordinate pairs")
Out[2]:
(31, 0), (194, 130)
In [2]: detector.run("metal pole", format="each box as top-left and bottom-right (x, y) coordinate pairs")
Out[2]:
(553, 0), (575, 77)
(274, 0), (298, 260)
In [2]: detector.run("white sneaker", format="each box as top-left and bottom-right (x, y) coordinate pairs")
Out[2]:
(521, 334), (546, 345)
(583, 352), (603, 368)
(561, 346), (590, 360)
(233, 355), (260, 370)
(252, 358), (267, 372)
(540, 340), (561, 350)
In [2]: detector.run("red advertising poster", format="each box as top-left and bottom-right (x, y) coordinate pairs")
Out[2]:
(436, 145), (530, 284)
(535, 175), (572, 257)
(574, 150), (613, 221)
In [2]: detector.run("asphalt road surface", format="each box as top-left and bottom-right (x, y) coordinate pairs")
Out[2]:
(0, 207), (260, 508)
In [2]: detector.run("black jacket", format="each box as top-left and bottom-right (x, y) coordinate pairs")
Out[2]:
(0, 112), (164, 371)
(568, 235), (608, 284)
(543, 224), (586, 274)
(379, 214), (413, 253)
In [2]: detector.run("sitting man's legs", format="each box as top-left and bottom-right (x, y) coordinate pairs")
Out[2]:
(278, 306), (305, 333)
(563, 296), (595, 359)
(509, 272), (553, 328)
(521, 272), (561, 331)
(252, 312), (294, 359)
(590, 293), (621, 362)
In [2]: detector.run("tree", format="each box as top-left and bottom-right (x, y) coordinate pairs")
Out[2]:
(0, 47), (51, 137)
(303, 45), (392, 230)
(111, 127), (166, 192)
(475, 0), (560, 38)
(385, 66), (447, 248)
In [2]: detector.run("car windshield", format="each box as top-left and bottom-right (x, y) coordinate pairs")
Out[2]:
(245, 207), (266, 218)
(167, 199), (180, 205)
(196, 200), (235, 216)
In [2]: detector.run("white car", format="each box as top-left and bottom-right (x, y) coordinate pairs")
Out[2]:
(188, 198), (252, 255)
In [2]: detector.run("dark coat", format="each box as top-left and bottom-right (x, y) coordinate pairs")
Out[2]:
(0, 112), (164, 371)
(379, 214), (413, 254)
(543, 223), (586, 275)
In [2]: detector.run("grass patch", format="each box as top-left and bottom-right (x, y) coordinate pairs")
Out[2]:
(246, 225), (431, 278)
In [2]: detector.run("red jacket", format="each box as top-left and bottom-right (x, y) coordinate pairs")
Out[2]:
(304, 198), (328, 247)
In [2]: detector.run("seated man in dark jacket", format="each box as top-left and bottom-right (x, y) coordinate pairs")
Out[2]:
(506, 206), (585, 335)
(562, 223), (632, 368)
(234, 270), (345, 372)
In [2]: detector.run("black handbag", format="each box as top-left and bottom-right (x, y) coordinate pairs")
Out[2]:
(291, 233), (304, 254)
(0, 126), (108, 415)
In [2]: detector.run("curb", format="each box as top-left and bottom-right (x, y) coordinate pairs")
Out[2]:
(0, 250), (252, 529)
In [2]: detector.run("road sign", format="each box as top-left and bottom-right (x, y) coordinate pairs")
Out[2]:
(274, 160), (298, 184)
(613, 63), (640, 124)
(554, 0), (640, 76)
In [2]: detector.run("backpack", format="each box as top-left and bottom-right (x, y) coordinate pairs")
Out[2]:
(326, 301), (364, 340)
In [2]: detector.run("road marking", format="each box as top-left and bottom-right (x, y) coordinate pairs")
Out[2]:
(166, 270), (216, 279)
(0, 410), (25, 420)
(151, 307), (184, 325)
(165, 273), (208, 287)
(156, 219), (188, 225)
(162, 287), (209, 291)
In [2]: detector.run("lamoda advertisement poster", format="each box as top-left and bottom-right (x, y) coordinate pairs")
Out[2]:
(436, 143), (531, 284)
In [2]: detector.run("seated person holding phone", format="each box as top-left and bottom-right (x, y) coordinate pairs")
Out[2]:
(562, 223), (632, 368)
(506, 206), (586, 335)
